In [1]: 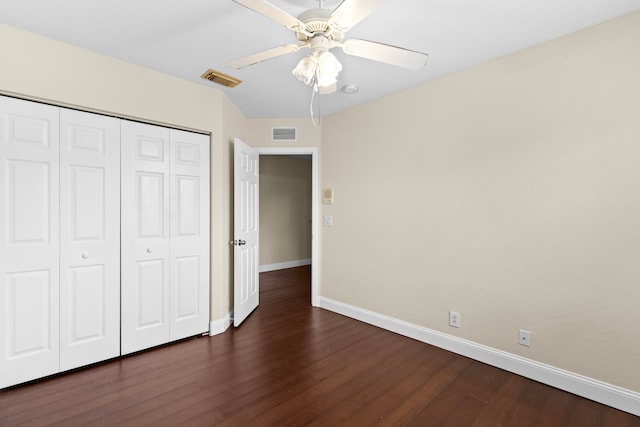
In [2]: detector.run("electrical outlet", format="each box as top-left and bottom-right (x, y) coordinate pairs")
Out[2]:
(449, 311), (460, 328)
(519, 329), (531, 347)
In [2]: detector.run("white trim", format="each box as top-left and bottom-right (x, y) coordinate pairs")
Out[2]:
(256, 147), (319, 307)
(209, 312), (233, 336)
(318, 297), (640, 417)
(259, 258), (311, 273)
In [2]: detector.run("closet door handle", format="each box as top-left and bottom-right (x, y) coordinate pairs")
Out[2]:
(82, 253), (89, 259)
(146, 248), (153, 253)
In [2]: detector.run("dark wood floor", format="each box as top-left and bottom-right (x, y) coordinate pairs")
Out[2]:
(1, 266), (638, 426)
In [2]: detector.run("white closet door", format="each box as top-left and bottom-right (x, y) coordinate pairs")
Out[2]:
(169, 129), (210, 341)
(121, 121), (171, 355)
(59, 109), (120, 370)
(0, 96), (60, 388)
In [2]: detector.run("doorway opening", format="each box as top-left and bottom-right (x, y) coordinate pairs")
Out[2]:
(256, 147), (318, 307)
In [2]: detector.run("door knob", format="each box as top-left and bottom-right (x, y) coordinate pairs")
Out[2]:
(82, 253), (89, 259)
(146, 248), (153, 253)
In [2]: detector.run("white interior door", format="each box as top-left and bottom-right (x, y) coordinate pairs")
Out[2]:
(121, 121), (171, 354)
(233, 138), (259, 327)
(0, 96), (60, 388)
(169, 129), (210, 340)
(59, 109), (120, 370)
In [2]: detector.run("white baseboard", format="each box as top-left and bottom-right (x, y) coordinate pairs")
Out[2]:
(318, 297), (640, 417)
(259, 258), (311, 273)
(209, 311), (233, 336)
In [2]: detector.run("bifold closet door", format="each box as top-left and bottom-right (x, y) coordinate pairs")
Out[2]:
(0, 97), (60, 388)
(121, 121), (210, 354)
(121, 121), (171, 354)
(1, 96), (208, 386)
(169, 129), (209, 342)
(59, 109), (120, 371)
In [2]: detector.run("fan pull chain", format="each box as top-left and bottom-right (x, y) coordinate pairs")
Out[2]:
(310, 81), (320, 127)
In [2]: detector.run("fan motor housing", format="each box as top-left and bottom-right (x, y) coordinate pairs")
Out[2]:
(296, 8), (344, 42)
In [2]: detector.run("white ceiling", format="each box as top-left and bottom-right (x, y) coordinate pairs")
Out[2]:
(1, 0), (639, 118)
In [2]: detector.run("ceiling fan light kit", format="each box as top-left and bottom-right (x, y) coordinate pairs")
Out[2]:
(292, 48), (343, 93)
(292, 55), (318, 86)
(228, 0), (428, 94)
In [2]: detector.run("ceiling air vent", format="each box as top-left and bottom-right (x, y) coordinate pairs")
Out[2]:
(272, 127), (297, 142)
(200, 69), (242, 88)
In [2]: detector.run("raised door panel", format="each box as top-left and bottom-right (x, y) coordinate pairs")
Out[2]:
(6, 160), (51, 244)
(121, 120), (170, 354)
(1, 271), (59, 387)
(59, 109), (120, 370)
(175, 256), (199, 320)
(176, 176), (199, 237)
(7, 271), (53, 355)
(138, 172), (165, 238)
(136, 259), (166, 327)
(68, 266), (106, 338)
(169, 130), (209, 341)
(0, 96), (60, 388)
(70, 166), (105, 240)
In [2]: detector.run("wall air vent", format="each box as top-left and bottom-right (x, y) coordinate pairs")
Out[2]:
(272, 127), (297, 141)
(200, 69), (242, 88)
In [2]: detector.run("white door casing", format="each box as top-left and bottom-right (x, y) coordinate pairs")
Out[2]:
(121, 121), (171, 354)
(255, 147), (319, 307)
(59, 109), (120, 370)
(233, 138), (259, 327)
(0, 97), (61, 388)
(169, 129), (210, 340)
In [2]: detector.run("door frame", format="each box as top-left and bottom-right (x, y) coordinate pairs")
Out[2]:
(256, 147), (319, 307)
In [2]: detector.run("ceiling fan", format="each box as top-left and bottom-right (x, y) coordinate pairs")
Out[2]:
(227, 0), (429, 94)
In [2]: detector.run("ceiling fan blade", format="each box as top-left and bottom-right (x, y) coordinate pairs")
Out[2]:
(233, 0), (306, 32)
(227, 44), (301, 69)
(341, 39), (428, 70)
(329, 0), (386, 31)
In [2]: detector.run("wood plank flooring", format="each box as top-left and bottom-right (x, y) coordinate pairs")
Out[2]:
(1, 265), (638, 426)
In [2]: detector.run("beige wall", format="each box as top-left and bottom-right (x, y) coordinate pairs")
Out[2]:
(321, 11), (640, 392)
(259, 156), (312, 266)
(0, 25), (222, 131)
